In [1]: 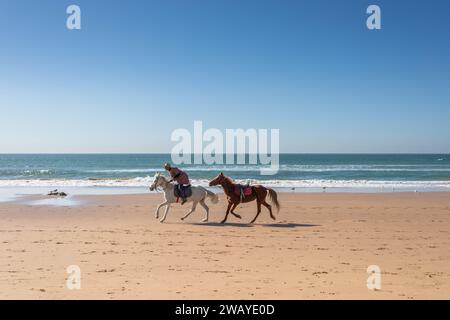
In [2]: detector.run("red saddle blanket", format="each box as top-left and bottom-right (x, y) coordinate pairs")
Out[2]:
(234, 185), (253, 197)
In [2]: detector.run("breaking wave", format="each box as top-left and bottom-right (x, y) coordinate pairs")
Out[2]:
(1, 177), (450, 191)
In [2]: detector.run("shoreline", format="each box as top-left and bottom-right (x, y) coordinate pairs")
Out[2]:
(2, 187), (450, 206)
(1, 183), (450, 201)
(2, 186), (450, 206)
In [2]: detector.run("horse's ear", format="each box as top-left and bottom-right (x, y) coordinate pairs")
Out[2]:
(220, 172), (224, 176)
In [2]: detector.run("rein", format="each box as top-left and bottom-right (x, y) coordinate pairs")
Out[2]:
(156, 176), (172, 192)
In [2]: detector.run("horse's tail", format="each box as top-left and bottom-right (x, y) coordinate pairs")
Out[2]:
(205, 189), (219, 204)
(267, 188), (280, 212)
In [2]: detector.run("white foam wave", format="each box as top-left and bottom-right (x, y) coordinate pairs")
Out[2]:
(83, 164), (450, 173)
(22, 169), (51, 174)
(87, 168), (159, 173)
(0, 177), (449, 190)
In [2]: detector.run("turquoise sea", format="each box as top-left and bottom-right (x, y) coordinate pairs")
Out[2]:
(0, 154), (449, 193)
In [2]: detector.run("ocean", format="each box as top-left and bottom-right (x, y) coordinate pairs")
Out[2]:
(0, 154), (450, 193)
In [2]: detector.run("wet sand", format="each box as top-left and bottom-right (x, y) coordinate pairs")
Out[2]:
(1, 192), (450, 299)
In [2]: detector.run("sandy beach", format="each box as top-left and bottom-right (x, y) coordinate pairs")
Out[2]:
(1, 192), (450, 299)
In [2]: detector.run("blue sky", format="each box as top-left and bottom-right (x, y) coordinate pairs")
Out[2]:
(0, 0), (449, 153)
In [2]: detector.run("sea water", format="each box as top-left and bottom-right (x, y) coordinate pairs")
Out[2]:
(0, 154), (449, 198)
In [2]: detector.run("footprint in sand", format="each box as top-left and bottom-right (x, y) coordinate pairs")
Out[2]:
(96, 268), (116, 273)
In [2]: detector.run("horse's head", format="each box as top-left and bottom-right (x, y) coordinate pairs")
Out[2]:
(209, 172), (225, 186)
(149, 172), (162, 191)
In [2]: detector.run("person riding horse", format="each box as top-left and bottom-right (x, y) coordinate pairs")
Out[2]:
(164, 163), (190, 205)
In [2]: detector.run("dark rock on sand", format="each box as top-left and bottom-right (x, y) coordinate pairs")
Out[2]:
(47, 189), (68, 197)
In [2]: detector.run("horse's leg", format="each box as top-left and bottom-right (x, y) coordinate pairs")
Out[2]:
(250, 201), (262, 224)
(181, 201), (198, 221)
(199, 199), (209, 222)
(262, 200), (275, 220)
(155, 201), (168, 219)
(230, 203), (241, 219)
(160, 203), (171, 223)
(220, 202), (233, 224)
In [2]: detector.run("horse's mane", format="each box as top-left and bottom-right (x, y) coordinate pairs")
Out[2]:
(156, 174), (170, 183)
(223, 175), (235, 185)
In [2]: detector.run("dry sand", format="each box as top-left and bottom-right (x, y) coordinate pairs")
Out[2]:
(1, 192), (450, 299)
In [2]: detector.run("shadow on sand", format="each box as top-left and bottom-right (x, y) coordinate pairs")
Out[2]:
(261, 223), (319, 228)
(190, 222), (253, 228)
(189, 222), (320, 228)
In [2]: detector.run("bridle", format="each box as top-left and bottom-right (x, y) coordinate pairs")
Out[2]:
(210, 175), (223, 187)
(151, 175), (170, 193)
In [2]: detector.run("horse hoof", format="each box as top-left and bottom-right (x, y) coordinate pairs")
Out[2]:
(159, 219), (165, 223)
(202, 219), (208, 222)
(180, 218), (185, 221)
(235, 214), (242, 219)
(220, 220), (226, 224)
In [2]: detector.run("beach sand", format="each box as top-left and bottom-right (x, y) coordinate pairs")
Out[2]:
(0, 192), (449, 299)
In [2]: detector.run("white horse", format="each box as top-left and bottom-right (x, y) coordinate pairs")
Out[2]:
(149, 173), (219, 223)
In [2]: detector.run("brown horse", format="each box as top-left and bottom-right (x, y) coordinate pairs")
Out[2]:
(209, 173), (280, 224)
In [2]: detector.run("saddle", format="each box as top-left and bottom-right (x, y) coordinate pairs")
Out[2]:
(174, 184), (192, 202)
(234, 184), (253, 201)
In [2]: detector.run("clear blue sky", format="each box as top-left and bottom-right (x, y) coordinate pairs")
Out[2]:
(1, 0), (449, 153)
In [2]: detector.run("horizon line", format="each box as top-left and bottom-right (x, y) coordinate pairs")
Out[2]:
(1, 152), (449, 155)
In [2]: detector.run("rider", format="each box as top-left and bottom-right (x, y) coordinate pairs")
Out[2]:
(164, 163), (190, 205)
